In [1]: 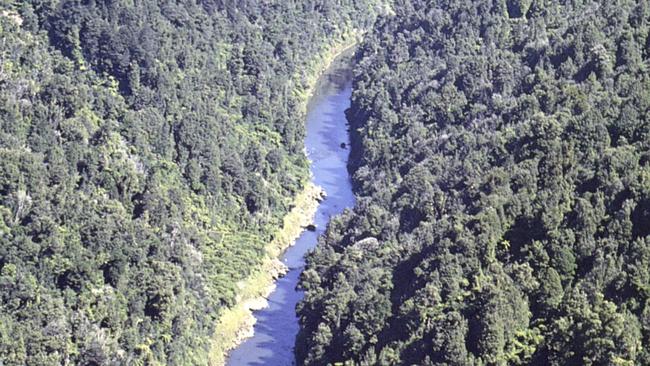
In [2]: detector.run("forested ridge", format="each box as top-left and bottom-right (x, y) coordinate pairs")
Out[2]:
(298, 0), (650, 365)
(0, 1), (383, 364)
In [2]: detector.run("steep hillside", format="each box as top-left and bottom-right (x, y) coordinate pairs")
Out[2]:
(0, 1), (382, 364)
(298, 1), (650, 364)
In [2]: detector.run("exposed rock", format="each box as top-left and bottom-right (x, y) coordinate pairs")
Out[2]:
(352, 237), (379, 251)
(1, 10), (23, 26)
(269, 258), (289, 279)
(316, 190), (327, 202)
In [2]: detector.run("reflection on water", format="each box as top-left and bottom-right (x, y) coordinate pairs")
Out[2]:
(226, 55), (356, 365)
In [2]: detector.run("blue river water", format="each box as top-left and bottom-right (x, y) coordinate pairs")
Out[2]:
(226, 64), (356, 365)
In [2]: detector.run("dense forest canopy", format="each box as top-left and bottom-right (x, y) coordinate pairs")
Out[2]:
(298, 0), (650, 365)
(0, 0), (383, 364)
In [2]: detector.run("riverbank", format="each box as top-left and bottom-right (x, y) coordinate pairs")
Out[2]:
(209, 183), (323, 365)
(295, 30), (361, 115)
(208, 33), (360, 366)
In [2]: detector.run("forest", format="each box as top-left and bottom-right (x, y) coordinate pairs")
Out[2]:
(298, 0), (650, 365)
(0, 0), (383, 364)
(5, 0), (650, 365)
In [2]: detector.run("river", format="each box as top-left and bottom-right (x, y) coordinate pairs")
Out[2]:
(226, 56), (356, 365)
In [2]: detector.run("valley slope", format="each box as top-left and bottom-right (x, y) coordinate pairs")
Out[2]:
(0, 1), (383, 364)
(298, 1), (650, 364)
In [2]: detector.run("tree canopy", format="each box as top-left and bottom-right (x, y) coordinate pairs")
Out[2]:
(0, 0), (383, 364)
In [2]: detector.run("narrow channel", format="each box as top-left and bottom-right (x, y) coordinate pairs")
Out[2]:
(226, 55), (357, 365)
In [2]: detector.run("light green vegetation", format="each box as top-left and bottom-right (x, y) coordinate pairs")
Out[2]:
(210, 183), (323, 365)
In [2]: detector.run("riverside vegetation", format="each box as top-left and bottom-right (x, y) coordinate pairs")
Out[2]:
(0, 1), (385, 364)
(298, 0), (650, 365)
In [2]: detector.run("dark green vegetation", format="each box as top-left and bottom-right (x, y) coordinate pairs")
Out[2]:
(0, 1), (382, 364)
(298, 0), (650, 364)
